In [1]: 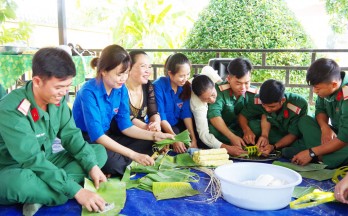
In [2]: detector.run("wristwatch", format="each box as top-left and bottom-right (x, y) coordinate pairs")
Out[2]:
(308, 148), (317, 158)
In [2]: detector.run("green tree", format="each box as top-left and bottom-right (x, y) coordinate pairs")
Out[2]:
(183, 0), (315, 99)
(0, 0), (32, 45)
(325, 0), (348, 33)
(183, 0), (313, 85)
(112, 0), (192, 51)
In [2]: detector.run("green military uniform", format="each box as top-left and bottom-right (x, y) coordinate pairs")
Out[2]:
(241, 92), (308, 145)
(293, 72), (348, 168)
(0, 81), (107, 206)
(0, 84), (6, 99)
(207, 81), (260, 143)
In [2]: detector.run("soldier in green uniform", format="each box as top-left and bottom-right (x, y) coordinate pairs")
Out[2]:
(290, 58), (348, 169)
(0, 84), (6, 99)
(207, 58), (259, 154)
(0, 48), (108, 215)
(240, 79), (308, 156)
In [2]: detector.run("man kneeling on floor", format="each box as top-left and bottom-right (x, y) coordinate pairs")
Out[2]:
(0, 47), (108, 215)
(288, 58), (348, 169)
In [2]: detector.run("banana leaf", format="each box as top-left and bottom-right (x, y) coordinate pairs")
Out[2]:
(135, 169), (199, 192)
(298, 169), (336, 181)
(129, 155), (177, 174)
(146, 169), (199, 183)
(81, 178), (126, 216)
(152, 182), (200, 200)
(292, 186), (316, 198)
(121, 166), (141, 189)
(136, 176), (154, 192)
(130, 153), (193, 174)
(122, 153), (199, 192)
(175, 153), (197, 167)
(154, 130), (191, 150)
(272, 161), (327, 172)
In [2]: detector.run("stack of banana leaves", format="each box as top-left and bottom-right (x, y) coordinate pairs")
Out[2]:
(121, 130), (231, 200)
(121, 153), (200, 200)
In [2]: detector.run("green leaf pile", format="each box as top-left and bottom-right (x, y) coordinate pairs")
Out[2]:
(121, 153), (200, 200)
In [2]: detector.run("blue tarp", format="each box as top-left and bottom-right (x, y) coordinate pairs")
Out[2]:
(1, 160), (348, 215)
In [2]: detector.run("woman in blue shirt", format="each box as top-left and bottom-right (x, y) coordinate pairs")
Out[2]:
(153, 53), (198, 153)
(73, 45), (173, 176)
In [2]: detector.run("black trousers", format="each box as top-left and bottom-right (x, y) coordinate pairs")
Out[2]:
(82, 131), (154, 176)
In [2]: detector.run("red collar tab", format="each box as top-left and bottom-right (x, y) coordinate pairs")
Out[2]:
(31, 108), (39, 122)
(336, 91), (343, 101)
(283, 109), (289, 119)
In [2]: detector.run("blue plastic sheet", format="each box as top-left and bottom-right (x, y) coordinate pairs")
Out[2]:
(1, 160), (348, 215)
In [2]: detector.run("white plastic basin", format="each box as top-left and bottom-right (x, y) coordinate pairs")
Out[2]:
(214, 162), (302, 210)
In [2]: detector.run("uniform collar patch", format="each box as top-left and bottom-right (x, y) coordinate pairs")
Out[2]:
(341, 86), (348, 100)
(17, 99), (31, 116)
(336, 91), (342, 101)
(254, 97), (262, 105)
(247, 87), (258, 94)
(31, 108), (40, 122)
(218, 84), (231, 91)
(287, 103), (301, 115)
(283, 109), (289, 118)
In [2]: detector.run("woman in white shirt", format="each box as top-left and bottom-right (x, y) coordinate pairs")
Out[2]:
(190, 66), (246, 156)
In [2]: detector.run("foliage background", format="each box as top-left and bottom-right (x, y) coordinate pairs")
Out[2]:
(183, 0), (315, 99)
(0, 0), (31, 45)
(325, 0), (348, 34)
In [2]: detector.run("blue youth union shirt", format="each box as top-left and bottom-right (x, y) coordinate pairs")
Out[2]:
(153, 76), (192, 126)
(72, 78), (132, 142)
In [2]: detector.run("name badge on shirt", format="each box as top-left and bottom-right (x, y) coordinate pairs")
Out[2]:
(177, 102), (183, 109)
(113, 108), (119, 114)
(36, 133), (45, 138)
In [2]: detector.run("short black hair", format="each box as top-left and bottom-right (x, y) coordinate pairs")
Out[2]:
(227, 58), (253, 79)
(192, 75), (214, 97)
(306, 58), (341, 86)
(259, 79), (285, 104)
(32, 47), (76, 80)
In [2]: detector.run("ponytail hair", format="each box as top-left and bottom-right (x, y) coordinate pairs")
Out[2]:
(180, 81), (192, 101)
(92, 44), (130, 80)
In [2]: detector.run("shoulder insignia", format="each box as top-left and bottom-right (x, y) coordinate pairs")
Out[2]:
(287, 103), (301, 115)
(17, 99), (31, 116)
(218, 84), (231, 91)
(247, 87), (258, 94)
(342, 86), (348, 100)
(254, 96), (262, 105)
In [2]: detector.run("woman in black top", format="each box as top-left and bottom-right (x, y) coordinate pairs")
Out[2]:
(126, 51), (161, 132)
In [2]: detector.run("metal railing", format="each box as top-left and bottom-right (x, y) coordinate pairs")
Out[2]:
(89, 48), (348, 104)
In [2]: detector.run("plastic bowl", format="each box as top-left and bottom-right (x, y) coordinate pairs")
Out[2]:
(214, 162), (302, 210)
